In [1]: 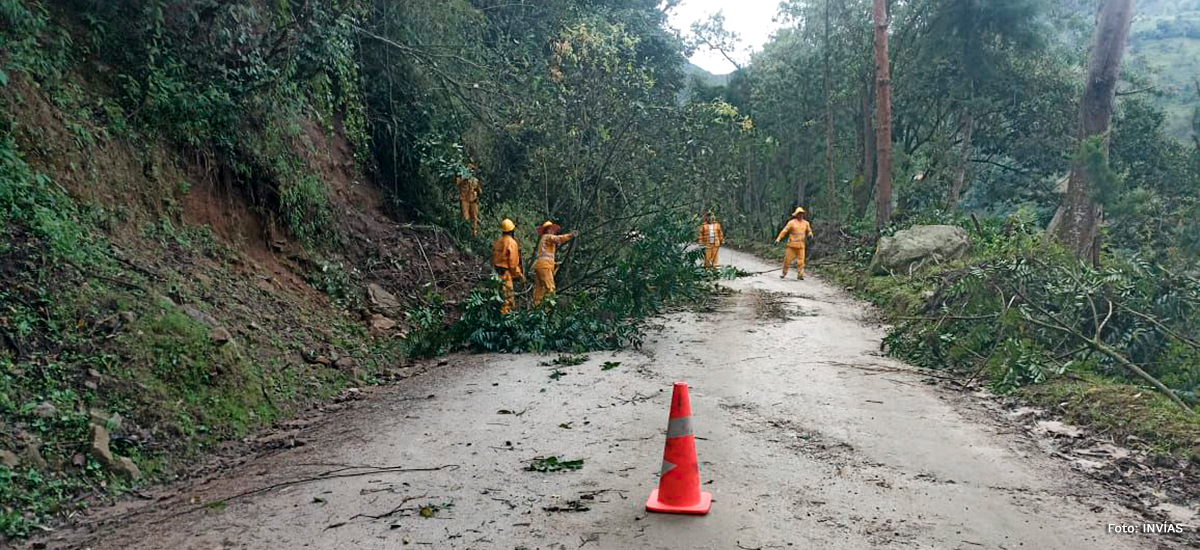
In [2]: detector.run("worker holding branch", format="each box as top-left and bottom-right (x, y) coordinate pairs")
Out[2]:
(775, 207), (814, 280)
(532, 220), (577, 306)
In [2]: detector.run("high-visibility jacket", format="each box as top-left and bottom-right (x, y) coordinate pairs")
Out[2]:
(776, 218), (813, 248)
(491, 235), (523, 278)
(533, 233), (573, 270)
(698, 222), (724, 247)
(456, 176), (481, 202)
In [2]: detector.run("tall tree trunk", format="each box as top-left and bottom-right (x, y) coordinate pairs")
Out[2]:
(823, 0), (837, 223)
(948, 108), (974, 210)
(1052, 0), (1135, 260)
(792, 136), (806, 206)
(855, 71), (875, 217)
(872, 0), (893, 231)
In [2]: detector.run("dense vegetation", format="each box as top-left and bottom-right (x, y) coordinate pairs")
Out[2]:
(1, 0), (1199, 541)
(0, 0), (727, 538)
(689, 0), (1200, 455)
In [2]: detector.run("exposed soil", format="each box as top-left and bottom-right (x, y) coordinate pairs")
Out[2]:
(31, 250), (1197, 550)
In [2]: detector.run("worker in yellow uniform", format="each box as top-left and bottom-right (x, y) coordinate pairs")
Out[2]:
(697, 211), (725, 269)
(532, 220), (577, 306)
(775, 207), (814, 280)
(491, 218), (524, 314)
(455, 163), (482, 234)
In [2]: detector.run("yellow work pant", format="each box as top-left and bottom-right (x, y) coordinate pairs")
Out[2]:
(460, 199), (479, 232)
(703, 246), (720, 268)
(498, 272), (515, 314)
(782, 245), (806, 278)
(533, 262), (556, 306)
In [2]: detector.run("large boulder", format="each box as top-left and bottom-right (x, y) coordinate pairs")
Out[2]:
(870, 225), (971, 274)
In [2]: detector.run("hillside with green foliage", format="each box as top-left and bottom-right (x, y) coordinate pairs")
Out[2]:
(0, 0), (728, 538)
(1127, 0), (1200, 140)
(2, 0), (1200, 542)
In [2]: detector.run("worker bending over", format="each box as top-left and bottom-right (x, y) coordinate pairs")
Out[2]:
(532, 220), (577, 306)
(697, 211), (725, 269)
(491, 218), (524, 314)
(455, 163), (482, 234)
(775, 207), (814, 280)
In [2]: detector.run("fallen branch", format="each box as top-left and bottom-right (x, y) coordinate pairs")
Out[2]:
(151, 464), (458, 523)
(1013, 290), (1194, 414)
(1115, 302), (1200, 351)
(350, 494), (429, 520)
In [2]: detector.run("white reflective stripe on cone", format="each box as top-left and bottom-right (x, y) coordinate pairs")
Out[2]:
(666, 416), (693, 438)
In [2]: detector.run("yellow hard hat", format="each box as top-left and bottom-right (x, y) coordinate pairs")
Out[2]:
(792, 207), (806, 216)
(537, 220), (562, 235)
(500, 218), (516, 232)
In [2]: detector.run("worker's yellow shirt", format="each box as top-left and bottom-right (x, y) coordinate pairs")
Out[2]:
(777, 219), (813, 248)
(698, 222), (724, 247)
(533, 233), (573, 269)
(491, 235), (522, 278)
(456, 176), (481, 202)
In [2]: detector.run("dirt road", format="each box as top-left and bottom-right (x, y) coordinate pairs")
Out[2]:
(49, 249), (1182, 550)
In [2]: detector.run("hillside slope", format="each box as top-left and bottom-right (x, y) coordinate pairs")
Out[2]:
(1128, 0), (1200, 140)
(0, 2), (483, 539)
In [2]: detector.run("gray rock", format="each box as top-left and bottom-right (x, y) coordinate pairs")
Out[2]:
(870, 225), (971, 275)
(31, 402), (58, 419)
(368, 283), (401, 311)
(370, 314), (397, 332)
(90, 423), (141, 478)
(182, 304), (219, 327)
(90, 410), (124, 431)
(209, 326), (233, 345)
(20, 444), (47, 469)
(114, 456), (142, 480)
(90, 424), (115, 466)
(334, 357), (357, 371)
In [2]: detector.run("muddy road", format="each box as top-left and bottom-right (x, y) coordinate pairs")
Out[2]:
(46, 249), (1182, 550)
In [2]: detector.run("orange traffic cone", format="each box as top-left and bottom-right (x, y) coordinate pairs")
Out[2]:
(646, 381), (712, 515)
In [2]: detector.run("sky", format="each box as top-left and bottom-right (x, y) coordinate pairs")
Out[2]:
(666, 0), (785, 75)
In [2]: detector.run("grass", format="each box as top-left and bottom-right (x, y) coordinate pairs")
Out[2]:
(1022, 375), (1200, 461)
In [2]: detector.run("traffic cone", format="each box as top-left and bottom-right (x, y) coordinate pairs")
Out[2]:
(646, 381), (712, 515)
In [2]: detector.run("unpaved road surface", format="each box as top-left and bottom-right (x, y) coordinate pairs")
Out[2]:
(42, 250), (1187, 549)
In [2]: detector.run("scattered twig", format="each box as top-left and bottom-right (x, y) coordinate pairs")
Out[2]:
(415, 237), (438, 286)
(152, 465), (458, 522)
(350, 495), (429, 520)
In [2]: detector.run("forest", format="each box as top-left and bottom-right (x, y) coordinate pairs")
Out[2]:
(0, 0), (1198, 542)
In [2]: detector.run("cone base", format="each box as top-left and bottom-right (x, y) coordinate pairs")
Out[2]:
(645, 489), (712, 515)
